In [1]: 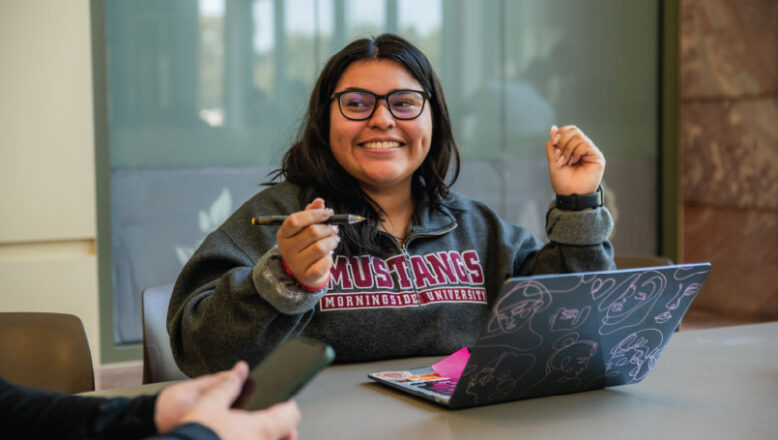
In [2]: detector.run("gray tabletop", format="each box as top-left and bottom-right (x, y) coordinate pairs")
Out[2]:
(296, 323), (778, 439)
(88, 323), (778, 439)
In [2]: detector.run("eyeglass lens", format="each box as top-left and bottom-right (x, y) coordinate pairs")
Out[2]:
(338, 91), (425, 120)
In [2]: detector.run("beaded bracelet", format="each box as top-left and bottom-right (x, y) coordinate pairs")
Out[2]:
(280, 257), (330, 292)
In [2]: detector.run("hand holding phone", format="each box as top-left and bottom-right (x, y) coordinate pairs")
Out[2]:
(233, 336), (335, 410)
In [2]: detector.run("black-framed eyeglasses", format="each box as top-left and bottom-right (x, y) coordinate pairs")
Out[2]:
(330, 89), (431, 121)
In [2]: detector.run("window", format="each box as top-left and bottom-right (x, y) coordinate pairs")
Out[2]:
(97, 0), (660, 359)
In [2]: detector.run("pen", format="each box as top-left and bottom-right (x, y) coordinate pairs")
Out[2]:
(251, 214), (366, 226)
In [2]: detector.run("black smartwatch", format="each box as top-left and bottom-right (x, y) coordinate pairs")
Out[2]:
(555, 185), (604, 211)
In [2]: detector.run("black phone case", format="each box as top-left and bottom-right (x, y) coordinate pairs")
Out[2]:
(236, 336), (335, 410)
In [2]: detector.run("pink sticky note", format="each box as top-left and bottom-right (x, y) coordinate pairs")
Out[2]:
(431, 347), (470, 379)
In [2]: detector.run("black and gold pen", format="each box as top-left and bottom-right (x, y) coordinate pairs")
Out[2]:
(251, 214), (366, 226)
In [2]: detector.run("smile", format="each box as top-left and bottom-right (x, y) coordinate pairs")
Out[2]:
(361, 141), (402, 149)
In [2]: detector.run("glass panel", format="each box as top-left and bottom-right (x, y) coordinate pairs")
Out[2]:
(397, 0), (442, 67)
(501, 0), (659, 250)
(198, 0), (225, 127)
(345, 0), (385, 40)
(103, 0), (659, 344)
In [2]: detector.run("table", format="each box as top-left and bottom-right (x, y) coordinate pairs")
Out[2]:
(87, 323), (778, 439)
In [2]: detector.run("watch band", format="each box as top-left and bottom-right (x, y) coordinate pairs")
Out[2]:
(555, 185), (604, 211)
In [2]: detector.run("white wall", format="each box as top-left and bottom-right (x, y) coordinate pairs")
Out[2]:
(0, 1), (101, 363)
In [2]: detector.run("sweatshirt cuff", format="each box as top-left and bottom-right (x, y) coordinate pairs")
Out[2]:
(252, 245), (328, 315)
(545, 203), (613, 245)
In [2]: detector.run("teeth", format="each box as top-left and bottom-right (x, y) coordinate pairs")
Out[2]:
(362, 141), (400, 149)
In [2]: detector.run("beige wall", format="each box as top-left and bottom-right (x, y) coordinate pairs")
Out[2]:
(0, 1), (101, 362)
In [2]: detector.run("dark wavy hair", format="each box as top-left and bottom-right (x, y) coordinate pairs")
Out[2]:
(269, 33), (461, 254)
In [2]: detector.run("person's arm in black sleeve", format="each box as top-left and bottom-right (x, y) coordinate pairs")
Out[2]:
(1, 377), (222, 440)
(146, 423), (219, 440)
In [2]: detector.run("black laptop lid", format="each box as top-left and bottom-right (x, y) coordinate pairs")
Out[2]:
(448, 263), (711, 408)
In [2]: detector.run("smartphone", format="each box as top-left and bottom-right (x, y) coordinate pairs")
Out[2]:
(233, 336), (335, 410)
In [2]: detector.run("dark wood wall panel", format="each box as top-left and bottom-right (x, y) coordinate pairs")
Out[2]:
(680, 0), (778, 321)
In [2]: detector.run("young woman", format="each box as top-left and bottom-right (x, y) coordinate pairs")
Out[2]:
(167, 34), (614, 376)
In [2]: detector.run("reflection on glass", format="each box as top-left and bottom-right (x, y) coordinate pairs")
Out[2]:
(198, 0), (225, 127)
(398, 0), (441, 36)
(397, 0), (442, 69)
(346, 0), (385, 39)
(252, 0), (275, 99)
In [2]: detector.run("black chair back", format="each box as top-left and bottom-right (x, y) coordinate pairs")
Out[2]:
(142, 283), (188, 384)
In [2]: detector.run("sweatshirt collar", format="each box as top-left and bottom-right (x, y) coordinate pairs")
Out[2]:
(407, 196), (458, 237)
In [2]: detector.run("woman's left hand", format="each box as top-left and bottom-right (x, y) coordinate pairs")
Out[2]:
(545, 125), (605, 196)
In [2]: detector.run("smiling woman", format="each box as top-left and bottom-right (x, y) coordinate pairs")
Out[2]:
(328, 59), (433, 236)
(166, 34), (616, 377)
(272, 34), (461, 257)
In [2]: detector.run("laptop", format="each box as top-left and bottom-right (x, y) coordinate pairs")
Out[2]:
(368, 263), (711, 409)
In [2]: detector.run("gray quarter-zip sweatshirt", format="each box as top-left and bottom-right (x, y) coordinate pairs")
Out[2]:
(167, 181), (614, 376)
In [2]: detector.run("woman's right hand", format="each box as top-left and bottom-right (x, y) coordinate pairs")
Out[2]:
(276, 198), (340, 289)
